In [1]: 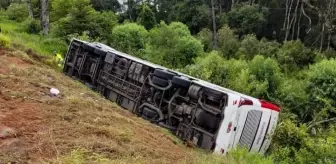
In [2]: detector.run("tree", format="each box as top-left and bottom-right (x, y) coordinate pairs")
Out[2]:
(136, 3), (156, 30)
(145, 21), (204, 68)
(6, 3), (29, 21)
(197, 28), (213, 52)
(110, 23), (148, 57)
(184, 51), (226, 84)
(173, 1), (211, 34)
(306, 59), (336, 123)
(90, 0), (121, 12)
(276, 40), (315, 73)
(303, 0), (336, 51)
(51, 0), (76, 22)
(40, 0), (49, 35)
(52, 0), (118, 41)
(228, 4), (268, 36)
(0, 0), (10, 9)
(217, 25), (240, 59)
(211, 0), (218, 49)
(230, 55), (283, 99)
(236, 34), (260, 59)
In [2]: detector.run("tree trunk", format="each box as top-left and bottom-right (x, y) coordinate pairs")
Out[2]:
(284, 0), (295, 41)
(40, 0), (49, 35)
(297, 2), (303, 40)
(231, 0), (235, 9)
(219, 0), (223, 13)
(320, 24), (325, 52)
(290, 0), (300, 40)
(211, 0), (218, 49)
(327, 32), (331, 50)
(26, 0), (33, 17)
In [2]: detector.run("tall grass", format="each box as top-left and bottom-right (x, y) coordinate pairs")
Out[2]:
(0, 20), (67, 55)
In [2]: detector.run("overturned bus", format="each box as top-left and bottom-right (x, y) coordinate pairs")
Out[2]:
(63, 39), (280, 155)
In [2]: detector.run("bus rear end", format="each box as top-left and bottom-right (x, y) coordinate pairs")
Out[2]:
(215, 97), (280, 154)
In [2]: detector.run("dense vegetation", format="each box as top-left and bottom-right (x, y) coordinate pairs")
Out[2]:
(0, 0), (335, 163)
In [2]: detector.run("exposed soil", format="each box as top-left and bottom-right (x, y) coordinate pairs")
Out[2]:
(0, 49), (194, 163)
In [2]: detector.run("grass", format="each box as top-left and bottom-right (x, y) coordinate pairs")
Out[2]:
(0, 20), (67, 56)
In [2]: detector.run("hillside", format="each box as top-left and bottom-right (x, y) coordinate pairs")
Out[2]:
(0, 48), (196, 163)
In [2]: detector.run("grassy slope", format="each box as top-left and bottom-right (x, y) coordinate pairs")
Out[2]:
(0, 20), (273, 164)
(0, 20), (67, 56)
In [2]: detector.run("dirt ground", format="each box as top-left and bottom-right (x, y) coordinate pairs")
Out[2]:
(0, 48), (196, 163)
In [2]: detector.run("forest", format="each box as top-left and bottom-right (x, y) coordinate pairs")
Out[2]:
(0, 0), (335, 163)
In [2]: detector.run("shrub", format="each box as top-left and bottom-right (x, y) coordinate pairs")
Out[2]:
(236, 34), (259, 59)
(197, 28), (213, 52)
(305, 59), (336, 121)
(276, 40), (316, 73)
(0, 34), (10, 48)
(136, 3), (156, 30)
(110, 23), (148, 57)
(228, 4), (268, 36)
(184, 51), (226, 84)
(91, 11), (118, 42)
(145, 21), (204, 68)
(184, 51), (248, 87)
(228, 55), (282, 99)
(6, 3), (28, 21)
(51, 0), (76, 22)
(22, 17), (41, 34)
(0, 9), (7, 20)
(217, 25), (240, 59)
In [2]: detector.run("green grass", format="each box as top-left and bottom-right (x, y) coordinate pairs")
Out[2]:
(0, 20), (67, 56)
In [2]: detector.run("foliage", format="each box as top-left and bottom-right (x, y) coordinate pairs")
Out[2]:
(258, 38), (281, 57)
(90, 0), (121, 12)
(306, 60), (336, 121)
(136, 3), (156, 30)
(52, 0), (95, 38)
(22, 17), (41, 34)
(271, 119), (309, 164)
(0, 34), (10, 48)
(228, 4), (268, 36)
(276, 78), (309, 120)
(110, 23), (148, 57)
(6, 3), (28, 21)
(217, 25), (240, 59)
(0, 8), (7, 20)
(236, 34), (260, 59)
(51, 0), (76, 22)
(276, 40), (316, 73)
(228, 147), (274, 164)
(0, 0), (10, 9)
(145, 21), (203, 68)
(90, 11), (118, 42)
(196, 147), (273, 164)
(184, 51), (227, 85)
(173, 1), (211, 34)
(197, 28), (213, 52)
(52, 0), (117, 42)
(230, 55), (282, 99)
